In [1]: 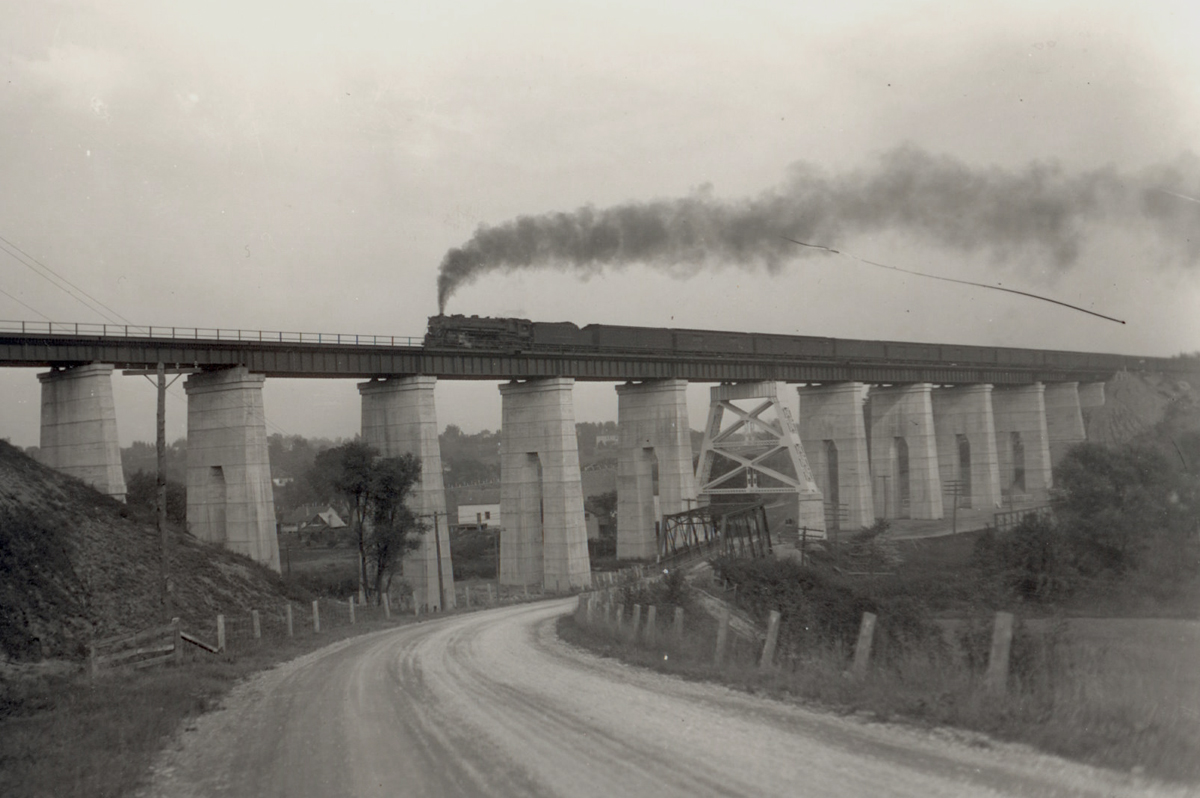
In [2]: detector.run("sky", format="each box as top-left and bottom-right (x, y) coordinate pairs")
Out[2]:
(1, 0), (1198, 448)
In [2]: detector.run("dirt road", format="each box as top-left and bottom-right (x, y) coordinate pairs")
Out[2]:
(141, 599), (1184, 798)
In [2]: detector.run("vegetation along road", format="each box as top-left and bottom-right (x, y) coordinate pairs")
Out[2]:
(139, 599), (1183, 798)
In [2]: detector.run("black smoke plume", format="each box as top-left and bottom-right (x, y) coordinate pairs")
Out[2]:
(436, 146), (1200, 313)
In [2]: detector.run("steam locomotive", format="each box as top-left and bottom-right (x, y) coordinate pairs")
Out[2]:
(424, 314), (1163, 373)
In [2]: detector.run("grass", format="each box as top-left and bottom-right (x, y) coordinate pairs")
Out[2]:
(562, 585), (1200, 785)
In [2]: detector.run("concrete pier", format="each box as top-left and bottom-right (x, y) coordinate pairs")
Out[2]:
(615, 379), (698, 560)
(37, 363), (126, 501)
(499, 378), (591, 592)
(1044, 382), (1087, 467)
(359, 376), (455, 611)
(184, 367), (280, 571)
(796, 383), (874, 531)
(931, 385), (1001, 511)
(992, 383), (1052, 499)
(868, 384), (943, 520)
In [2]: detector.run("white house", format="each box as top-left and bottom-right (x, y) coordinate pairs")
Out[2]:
(458, 503), (501, 529)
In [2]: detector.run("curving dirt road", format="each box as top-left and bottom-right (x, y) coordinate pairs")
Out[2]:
(141, 599), (1184, 798)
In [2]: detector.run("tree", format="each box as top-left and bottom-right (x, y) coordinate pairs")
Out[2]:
(365, 455), (425, 600)
(125, 470), (186, 525)
(309, 442), (379, 595)
(585, 490), (617, 536)
(1053, 442), (1178, 576)
(306, 442), (426, 601)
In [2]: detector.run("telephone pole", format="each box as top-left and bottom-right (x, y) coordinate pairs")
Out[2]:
(156, 362), (170, 616)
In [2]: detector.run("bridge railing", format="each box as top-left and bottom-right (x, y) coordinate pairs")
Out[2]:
(0, 320), (423, 348)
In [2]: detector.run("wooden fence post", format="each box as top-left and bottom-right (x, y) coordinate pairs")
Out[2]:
(173, 619), (183, 666)
(714, 606), (731, 667)
(852, 612), (876, 677)
(760, 610), (781, 670)
(251, 610), (261, 641)
(631, 604), (643, 642)
(645, 605), (657, 645)
(487, 584), (495, 604)
(413, 590), (420, 616)
(312, 600), (321, 633)
(216, 614), (226, 652)
(673, 607), (684, 643)
(465, 586), (471, 607)
(615, 604), (625, 634)
(349, 596), (356, 625)
(286, 604), (294, 637)
(985, 612), (1015, 695)
(383, 593), (391, 620)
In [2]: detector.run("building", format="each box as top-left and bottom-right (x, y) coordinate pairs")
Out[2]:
(457, 503), (501, 530)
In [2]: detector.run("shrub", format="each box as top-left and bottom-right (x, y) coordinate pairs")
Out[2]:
(711, 556), (944, 666)
(973, 516), (1077, 602)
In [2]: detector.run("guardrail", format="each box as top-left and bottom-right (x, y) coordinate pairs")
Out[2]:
(0, 320), (423, 348)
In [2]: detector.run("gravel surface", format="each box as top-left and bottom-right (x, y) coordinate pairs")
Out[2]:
(139, 599), (1191, 798)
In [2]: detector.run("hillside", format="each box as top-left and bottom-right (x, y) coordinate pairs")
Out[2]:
(1085, 370), (1199, 445)
(0, 441), (296, 662)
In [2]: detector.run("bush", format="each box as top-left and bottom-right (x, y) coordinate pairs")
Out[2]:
(124, 470), (186, 525)
(973, 516), (1077, 602)
(711, 556), (944, 666)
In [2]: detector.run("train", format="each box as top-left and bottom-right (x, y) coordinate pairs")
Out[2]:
(424, 314), (1175, 374)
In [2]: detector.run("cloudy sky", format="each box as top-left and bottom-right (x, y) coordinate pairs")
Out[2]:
(2, 0), (1198, 447)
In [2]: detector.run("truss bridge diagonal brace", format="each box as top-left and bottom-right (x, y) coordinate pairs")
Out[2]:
(711, 399), (783, 445)
(702, 445), (799, 491)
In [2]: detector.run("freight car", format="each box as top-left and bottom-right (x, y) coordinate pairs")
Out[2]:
(423, 315), (1175, 375)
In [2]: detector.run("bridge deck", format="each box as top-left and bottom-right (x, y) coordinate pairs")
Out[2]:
(0, 321), (1190, 384)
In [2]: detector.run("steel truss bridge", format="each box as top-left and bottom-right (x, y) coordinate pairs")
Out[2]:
(0, 320), (1192, 385)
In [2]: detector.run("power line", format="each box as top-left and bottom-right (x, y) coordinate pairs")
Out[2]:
(781, 236), (1126, 325)
(0, 286), (50, 320)
(0, 234), (135, 325)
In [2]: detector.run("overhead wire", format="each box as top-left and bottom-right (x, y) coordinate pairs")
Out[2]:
(0, 286), (51, 320)
(0, 234), (135, 325)
(780, 236), (1126, 325)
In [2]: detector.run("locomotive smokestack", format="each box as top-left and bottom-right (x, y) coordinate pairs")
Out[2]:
(434, 146), (1199, 309)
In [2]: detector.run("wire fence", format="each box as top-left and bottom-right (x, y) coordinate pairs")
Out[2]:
(0, 319), (423, 348)
(193, 564), (652, 656)
(571, 585), (1018, 690)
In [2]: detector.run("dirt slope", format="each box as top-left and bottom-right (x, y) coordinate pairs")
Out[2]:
(0, 441), (294, 661)
(1084, 371), (1199, 445)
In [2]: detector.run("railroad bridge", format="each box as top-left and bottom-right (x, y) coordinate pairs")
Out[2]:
(5, 318), (1194, 610)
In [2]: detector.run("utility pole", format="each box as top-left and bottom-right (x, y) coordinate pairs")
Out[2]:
(433, 511), (446, 611)
(156, 362), (170, 617)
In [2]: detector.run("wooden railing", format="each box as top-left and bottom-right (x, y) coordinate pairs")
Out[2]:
(89, 620), (182, 677)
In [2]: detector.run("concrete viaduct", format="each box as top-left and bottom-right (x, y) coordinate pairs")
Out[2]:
(4, 320), (1193, 611)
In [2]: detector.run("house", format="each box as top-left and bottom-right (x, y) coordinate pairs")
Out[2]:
(594, 433), (619, 448)
(458, 503), (501, 530)
(281, 505), (348, 535)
